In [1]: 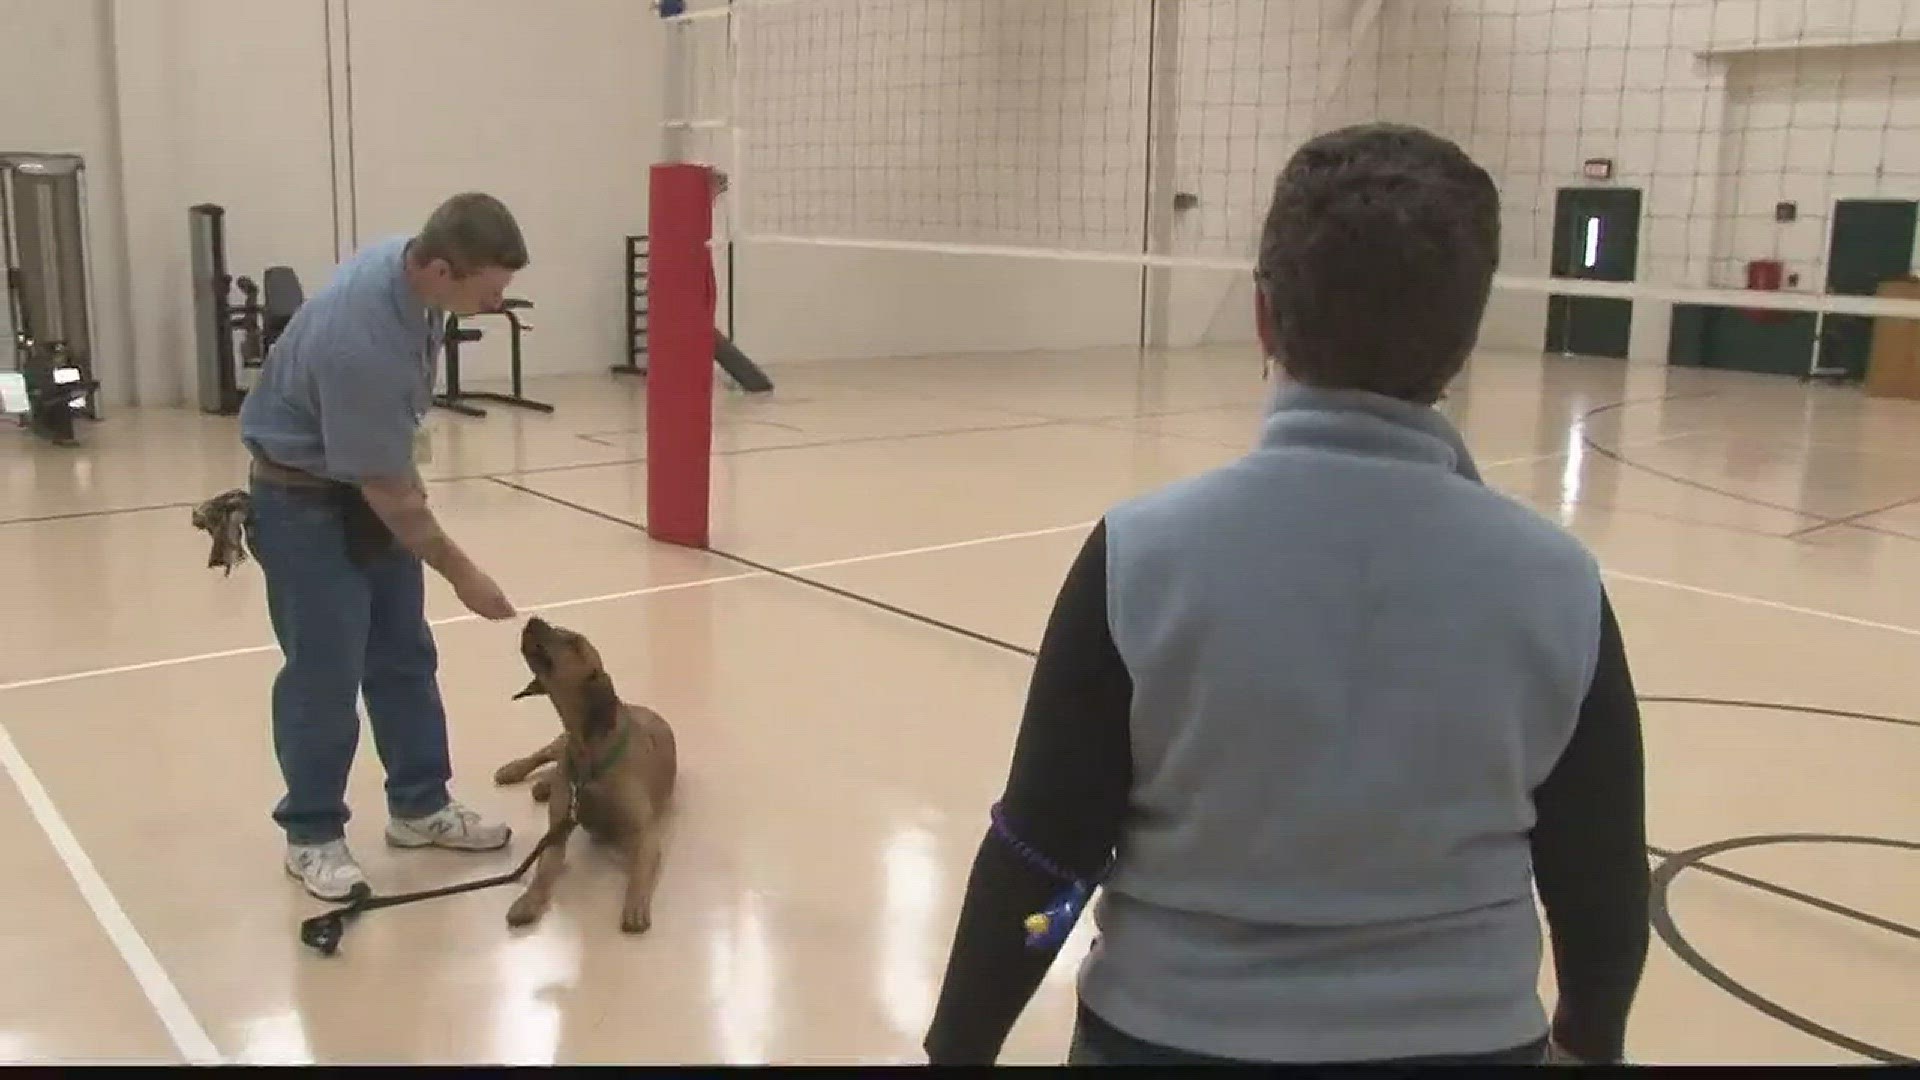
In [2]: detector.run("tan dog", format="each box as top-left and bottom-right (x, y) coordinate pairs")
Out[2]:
(494, 616), (677, 933)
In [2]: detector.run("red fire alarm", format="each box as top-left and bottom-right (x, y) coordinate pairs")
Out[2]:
(1582, 158), (1614, 181)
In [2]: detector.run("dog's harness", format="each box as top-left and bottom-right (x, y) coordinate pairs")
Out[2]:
(568, 721), (632, 787)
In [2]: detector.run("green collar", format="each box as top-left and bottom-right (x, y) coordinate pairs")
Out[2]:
(569, 721), (631, 785)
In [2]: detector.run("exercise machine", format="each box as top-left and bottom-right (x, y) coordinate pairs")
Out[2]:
(433, 300), (554, 417)
(615, 234), (649, 376)
(190, 204), (305, 415)
(617, 232), (772, 392)
(3, 152), (102, 446)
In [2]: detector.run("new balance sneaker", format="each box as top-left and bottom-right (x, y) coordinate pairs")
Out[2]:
(385, 800), (512, 852)
(285, 840), (369, 902)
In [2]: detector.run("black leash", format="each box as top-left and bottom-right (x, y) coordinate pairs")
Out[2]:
(299, 817), (570, 956)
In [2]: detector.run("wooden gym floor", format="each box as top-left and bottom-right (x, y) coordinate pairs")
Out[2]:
(0, 345), (1914, 1065)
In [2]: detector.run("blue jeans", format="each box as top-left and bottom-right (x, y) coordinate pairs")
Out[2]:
(250, 477), (452, 844)
(1067, 1003), (1550, 1067)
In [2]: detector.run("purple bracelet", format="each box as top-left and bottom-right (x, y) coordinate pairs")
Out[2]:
(989, 802), (1078, 884)
(989, 802), (1110, 950)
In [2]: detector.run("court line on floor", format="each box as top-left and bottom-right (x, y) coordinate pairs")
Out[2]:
(491, 477), (1055, 656)
(1577, 394), (1920, 546)
(0, 570), (733, 695)
(0, 519), (1091, 1062)
(565, 416), (1070, 458)
(10, 505), (1919, 702)
(498, 480), (1920, 1058)
(0, 384), (1860, 532)
(0, 417), (1075, 530)
(0, 426), (1689, 531)
(486, 478), (1920, 660)
(1853, 522), (1920, 544)
(0, 723), (221, 1063)
(0, 499), (206, 528)
(0, 522), (1098, 697)
(1787, 490), (1920, 539)
(1603, 570), (1920, 640)
(4, 513), (1914, 1063)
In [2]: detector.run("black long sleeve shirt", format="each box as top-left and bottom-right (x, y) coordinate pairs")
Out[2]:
(924, 521), (1650, 1065)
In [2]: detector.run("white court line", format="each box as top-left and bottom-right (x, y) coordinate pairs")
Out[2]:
(794, 520), (1095, 572)
(1476, 429), (1717, 472)
(0, 523), (1102, 698)
(0, 569), (757, 696)
(0, 723), (221, 1063)
(0, 520), (1093, 1061)
(1, 514), (1917, 1067)
(1604, 570), (1920, 640)
(1480, 449), (1569, 469)
(5, 515), (1919, 698)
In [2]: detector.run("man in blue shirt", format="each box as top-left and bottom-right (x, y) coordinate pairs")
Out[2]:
(240, 193), (525, 900)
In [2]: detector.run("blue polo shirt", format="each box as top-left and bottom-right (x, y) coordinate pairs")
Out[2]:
(240, 235), (444, 483)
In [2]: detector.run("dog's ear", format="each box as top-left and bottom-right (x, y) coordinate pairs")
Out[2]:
(583, 671), (620, 736)
(513, 676), (546, 700)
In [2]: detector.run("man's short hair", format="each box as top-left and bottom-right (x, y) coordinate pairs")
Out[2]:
(411, 193), (529, 277)
(1257, 123), (1500, 404)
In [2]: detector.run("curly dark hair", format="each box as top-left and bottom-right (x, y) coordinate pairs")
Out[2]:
(1257, 123), (1500, 404)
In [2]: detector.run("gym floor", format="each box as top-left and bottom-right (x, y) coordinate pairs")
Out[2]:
(0, 346), (1914, 1065)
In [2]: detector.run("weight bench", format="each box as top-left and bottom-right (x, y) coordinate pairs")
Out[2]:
(233, 265), (304, 367)
(433, 298), (554, 417)
(260, 265), (304, 354)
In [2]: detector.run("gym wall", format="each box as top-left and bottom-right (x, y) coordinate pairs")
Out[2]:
(0, 0), (138, 402)
(0, 0), (664, 409)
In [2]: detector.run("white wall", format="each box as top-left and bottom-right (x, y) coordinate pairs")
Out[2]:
(109, 0), (339, 407)
(731, 0), (1157, 362)
(344, 0), (661, 384)
(733, 247), (1140, 364)
(0, 0), (136, 406)
(2, 0), (663, 408)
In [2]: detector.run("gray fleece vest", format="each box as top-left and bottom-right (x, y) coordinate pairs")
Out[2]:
(1076, 382), (1604, 1062)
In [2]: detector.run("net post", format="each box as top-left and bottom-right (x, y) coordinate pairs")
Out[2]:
(646, 162), (716, 550)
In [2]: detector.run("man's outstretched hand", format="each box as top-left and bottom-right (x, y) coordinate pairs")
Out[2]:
(450, 561), (516, 621)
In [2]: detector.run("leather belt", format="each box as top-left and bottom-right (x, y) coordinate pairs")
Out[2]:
(248, 449), (338, 490)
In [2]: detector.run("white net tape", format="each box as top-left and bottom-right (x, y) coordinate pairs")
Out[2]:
(668, 0), (1920, 323)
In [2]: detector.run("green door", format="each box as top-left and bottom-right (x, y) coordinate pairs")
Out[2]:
(1818, 199), (1917, 379)
(1546, 187), (1641, 359)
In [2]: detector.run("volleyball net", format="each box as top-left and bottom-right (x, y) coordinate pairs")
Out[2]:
(643, 0), (1920, 542)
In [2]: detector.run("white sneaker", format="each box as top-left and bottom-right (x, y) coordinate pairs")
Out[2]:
(285, 840), (369, 902)
(385, 800), (512, 852)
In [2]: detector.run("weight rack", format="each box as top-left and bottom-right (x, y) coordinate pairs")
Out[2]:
(614, 234), (648, 376)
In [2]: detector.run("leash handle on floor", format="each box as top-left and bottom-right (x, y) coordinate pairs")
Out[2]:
(299, 820), (569, 956)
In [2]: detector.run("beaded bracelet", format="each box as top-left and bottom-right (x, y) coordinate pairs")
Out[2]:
(989, 801), (1109, 951)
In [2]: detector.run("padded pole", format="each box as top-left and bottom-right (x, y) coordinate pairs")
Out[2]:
(646, 163), (716, 548)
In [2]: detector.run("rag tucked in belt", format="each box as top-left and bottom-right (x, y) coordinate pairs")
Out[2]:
(191, 453), (399, 574)
(191, 489), (259, 575)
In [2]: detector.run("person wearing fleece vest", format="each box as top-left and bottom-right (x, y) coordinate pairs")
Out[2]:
(923, 123), (1650, 1067)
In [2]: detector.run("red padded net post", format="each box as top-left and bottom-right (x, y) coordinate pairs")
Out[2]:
(645, 163), (717, 549)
